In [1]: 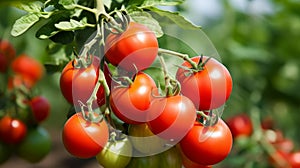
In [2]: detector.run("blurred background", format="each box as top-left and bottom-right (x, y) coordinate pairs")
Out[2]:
(0, 0), (300, 167)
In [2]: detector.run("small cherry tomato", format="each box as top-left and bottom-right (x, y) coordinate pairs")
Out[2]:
(0, 116), (27, 144)
(62, 112), (109, 158)
(30, 96), (51, 123)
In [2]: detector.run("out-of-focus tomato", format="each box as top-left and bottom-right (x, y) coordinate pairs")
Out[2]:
(29, 96), (51, 123)
(0, 40), (16, 73)
(226, 114), (253, 138)
(16, 127), (51, 163)
(11, 54), (44, 84)
(0, 116), (27, 144)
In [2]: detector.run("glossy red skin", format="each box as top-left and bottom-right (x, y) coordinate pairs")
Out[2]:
(0, 40), (16, 73)
(176, 56), (232, 110)
(180, 119), (233, 165)
(60, 56), (105, 107)
(11, 54), (44, 84)
(226, 114), (253, 138)
(147, 95), (196, 142)
(30, 96), (51, 123)
(105, 22), (158, 72)
(62, 113), (109, 158)
(177, 145), (212, 168)
(110, 72), (156, 124)
(0, 116), (27, 144)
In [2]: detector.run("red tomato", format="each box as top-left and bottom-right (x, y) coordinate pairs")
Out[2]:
(226, 113), (253, 138)
(60, 56), (105, 107)
(180, 118), (233, 165)
(289, 151), (300, 168)
(273, 138), (294, 154)
(0, 116), (27, 144)
(147, 95), (196, 142)
(110, 72), (156, 124)
(105, 22), (158, 72)
(177, 145), (212, 168)
(176, 56), (232, 110)
(62, 112), (109, 158)
(11, 54), (44, 84)
(0, 40), (16, 73)
(29, 96), (51, 123)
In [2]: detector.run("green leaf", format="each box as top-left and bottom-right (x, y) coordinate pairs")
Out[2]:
(59, 0), (75, 9)
(141, 0), (184, 7)
(147, 7), (201, 30)
(129, 10), (163, 37)
(55, 18), (88, 31)
(15, 1), (43, 12)
(11, 13), (40, 37)
(128, 0), (184, 7)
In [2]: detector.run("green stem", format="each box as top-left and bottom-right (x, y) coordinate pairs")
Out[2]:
(158, 55), (173, 97)
(249, 108), (288, 167)
(158, 48), (198, 70)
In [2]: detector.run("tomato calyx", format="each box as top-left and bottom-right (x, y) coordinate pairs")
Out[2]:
(104, 10), (130, 34)
(196, 110), (219, 127)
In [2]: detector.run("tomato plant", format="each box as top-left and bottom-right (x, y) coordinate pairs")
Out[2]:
(147, 95), (196, 142)
(226, 114), (253, 138)
(128, 123), (167, 154)
(16, 127), (51, 163)
(62, 112), (109, 158)
(180, 118), (233, 166)
(110, 72), (156, 124)
(29, 96), (51, 123)
(176, 56), (232, 110)
(105, 22), (158, 72)
(0, 116), (27, 144)
(60, 56), (105, 107)
(0, 40), (16, 73)
(11, 54), (44, 85)
(96, 136), (132, 168)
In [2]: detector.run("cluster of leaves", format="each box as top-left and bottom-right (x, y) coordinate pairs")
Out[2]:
(10, 0), (200, 73)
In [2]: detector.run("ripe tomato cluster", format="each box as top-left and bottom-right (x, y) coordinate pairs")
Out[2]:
(226, 113), (300, 168)
(59, 21), (234, 168)
(0, 39), (51, 164)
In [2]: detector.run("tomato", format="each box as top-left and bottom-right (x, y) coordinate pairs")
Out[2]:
(29, 96), (51, 123)
(128, 123), (168, 155)
(96, 136), (132, 168)
(158, 146), (182, 168)
(226, 113), (253, 138)
(0, 142), (12, 164)
(62, 112), (109, 158)
(126, 154), (160, 168)
(288, 151), (300, 168)
(0, 116), (27, 144)
(110, 72), (156, 124)
(7, 75), (35, 90)
(177, 145), (212, 168)
(180, 118), (233, 165)
(60, 56), (105, 107)
(147, 95), (196, 142)
(11, 54), (44, 84)
(105, 22), (158, 72)
(126, 146), (182, 168)
(176, 56), (232, 110)
(273, 138), (294, 154)
(16, 127), (51, 163)
(0, 40), (16, 73)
